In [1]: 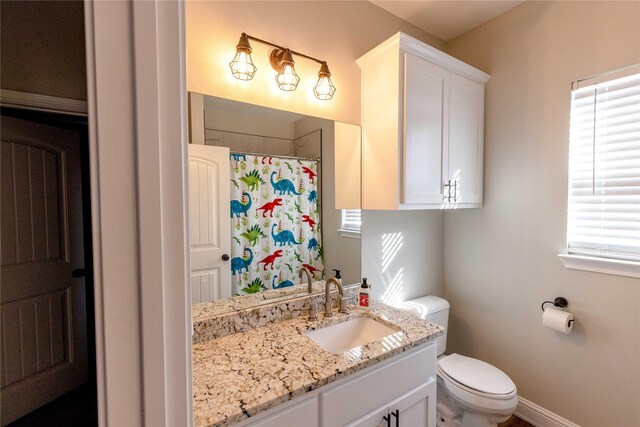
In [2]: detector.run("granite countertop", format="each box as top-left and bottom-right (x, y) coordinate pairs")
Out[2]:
(192, 301), (444, 427)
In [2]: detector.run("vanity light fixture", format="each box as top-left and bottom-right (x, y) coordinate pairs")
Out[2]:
(229, 32), (336, 100)
(272, 48), (300, 91)
(229, 33), (257, 80)
(313, 62), (336, 100)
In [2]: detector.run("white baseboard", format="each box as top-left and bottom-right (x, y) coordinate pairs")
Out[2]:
(515, 396), (581, 427)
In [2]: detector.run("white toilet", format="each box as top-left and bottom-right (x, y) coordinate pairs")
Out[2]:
(396, 296), (518, 427)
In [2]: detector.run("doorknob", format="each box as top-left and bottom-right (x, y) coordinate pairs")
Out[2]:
(72, 268), (85, 278)
(222, 254), (230, 261)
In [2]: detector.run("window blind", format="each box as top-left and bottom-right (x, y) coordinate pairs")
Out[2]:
(341, 209), (362, 232)
(567, 71), (640, 262)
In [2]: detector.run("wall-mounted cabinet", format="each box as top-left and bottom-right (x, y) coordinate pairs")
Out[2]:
(357, 33), (490, 210)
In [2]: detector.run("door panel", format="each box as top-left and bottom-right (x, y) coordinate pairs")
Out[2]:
(188, 144), (231, 303)
(448, 73), (484, 205)
(403, 53), (448, 205)
(1, 115), (87, 425)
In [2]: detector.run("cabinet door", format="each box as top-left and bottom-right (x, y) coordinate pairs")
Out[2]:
(402, 54), (448, 205)
(346, 404), (390, 427)
(347, 378), (437, 427)
(390, 378), (437, 427)
(446, 73), (484, 206)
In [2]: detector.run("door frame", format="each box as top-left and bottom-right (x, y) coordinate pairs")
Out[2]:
(3, 2), (194, 424)
(84, 1), (192, 426)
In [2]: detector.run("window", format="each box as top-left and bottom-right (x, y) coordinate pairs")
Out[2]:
(561, 67), (640, 277)
(339, 209), (361, 238)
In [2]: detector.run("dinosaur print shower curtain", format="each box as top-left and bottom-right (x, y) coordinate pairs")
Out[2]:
(229, 154), (323, 295)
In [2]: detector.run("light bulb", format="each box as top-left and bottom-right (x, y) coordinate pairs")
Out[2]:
(275, 50), (300, 91)
(229, 33), (256, 81)
(313, 62), (336, 100)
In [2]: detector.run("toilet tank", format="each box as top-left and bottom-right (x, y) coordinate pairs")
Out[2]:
(395, 296), (449, 356)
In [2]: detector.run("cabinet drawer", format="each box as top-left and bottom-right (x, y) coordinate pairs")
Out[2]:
(320, 343), (436, 426)
(247, 396), (318, 427)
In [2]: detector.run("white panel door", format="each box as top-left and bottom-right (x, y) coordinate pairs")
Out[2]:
(402, 53), (448, 205)
(447, 73), (484, 205)
(392, 378), (436, 427)
(0, 115), (88, 425)
(188, 144), (231, 303)
(347, 379), (436, 427)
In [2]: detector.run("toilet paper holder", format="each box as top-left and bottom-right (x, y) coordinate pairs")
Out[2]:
(541, 297), (574, 328)
(541, 297), (569, 312)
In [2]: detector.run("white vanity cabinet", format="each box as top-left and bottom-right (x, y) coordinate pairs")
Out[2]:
(242, 342), (437, 427)
(357, 32), (490, 210)
(347, 380), (436, 427)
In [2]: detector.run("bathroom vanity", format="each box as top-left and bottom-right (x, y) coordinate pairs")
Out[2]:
(192, 292), (443, 427)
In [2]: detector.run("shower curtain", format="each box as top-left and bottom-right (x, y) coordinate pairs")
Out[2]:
(229, 154), (323, 295)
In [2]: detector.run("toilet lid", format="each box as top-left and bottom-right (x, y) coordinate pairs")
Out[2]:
(438, 354), (515, 396)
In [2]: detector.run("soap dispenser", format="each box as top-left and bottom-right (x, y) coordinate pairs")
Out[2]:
(359, 278), (370, 308)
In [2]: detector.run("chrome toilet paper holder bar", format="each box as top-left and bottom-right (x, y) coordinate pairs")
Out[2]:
(541, 297), (568, 312)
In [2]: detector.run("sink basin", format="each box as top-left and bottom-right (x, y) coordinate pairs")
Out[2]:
(306, 317), (399, 353)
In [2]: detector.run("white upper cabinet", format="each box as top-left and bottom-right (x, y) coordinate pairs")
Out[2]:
(357, 33), (490, 210)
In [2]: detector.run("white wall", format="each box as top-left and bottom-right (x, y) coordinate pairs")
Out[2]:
(362, 210), (444, 305)
(294, 117), (361, 287)
(186, 1), (444, 125)
(444, 2), (640, 425)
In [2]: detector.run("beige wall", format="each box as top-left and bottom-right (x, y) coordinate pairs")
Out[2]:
(185, 1), (444, 125)
(1, 1), (86, 100)
(294, 117), (361, 287)
(362, 210), (445, 304)
(444, 2), (640, 425)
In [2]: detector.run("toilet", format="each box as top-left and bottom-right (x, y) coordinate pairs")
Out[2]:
(396, 296), (518, 427)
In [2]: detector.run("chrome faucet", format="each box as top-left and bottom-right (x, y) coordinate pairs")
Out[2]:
(299, 267), (313, 294)
(324, 273), (346, 317)
(299, 267), (317, 320)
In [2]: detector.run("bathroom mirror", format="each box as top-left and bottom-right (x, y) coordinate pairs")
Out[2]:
(188, 93), (361, 313)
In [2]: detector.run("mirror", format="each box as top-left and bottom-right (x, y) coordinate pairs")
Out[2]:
(188, 93), (361, 313)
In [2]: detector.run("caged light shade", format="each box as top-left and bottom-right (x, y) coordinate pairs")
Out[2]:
(274, 49), (300, 91)
(229, 33), (257, 81)
(313, 62), (336, 100)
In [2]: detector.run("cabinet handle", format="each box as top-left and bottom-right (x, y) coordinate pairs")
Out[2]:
(453, 180), (457, 202)
(383, 414), (391, 427)
(391, 409), (399, 427)
(443, 180), (451, 202)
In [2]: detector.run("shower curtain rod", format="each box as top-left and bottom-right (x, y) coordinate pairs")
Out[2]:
(230, 150), (320, 162)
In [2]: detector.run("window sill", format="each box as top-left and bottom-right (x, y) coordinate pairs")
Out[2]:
(338, 228), (361, 239)
(558, 254), (640, 279)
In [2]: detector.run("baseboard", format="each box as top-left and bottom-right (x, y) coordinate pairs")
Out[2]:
(515, 396), (580, 427)
(1, 89), (87, 116)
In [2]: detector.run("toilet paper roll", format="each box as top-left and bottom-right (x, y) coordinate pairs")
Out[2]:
(543, 307), (574, 334)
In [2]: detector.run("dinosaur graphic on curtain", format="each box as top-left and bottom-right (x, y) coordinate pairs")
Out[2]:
(229, 154), (323, 295)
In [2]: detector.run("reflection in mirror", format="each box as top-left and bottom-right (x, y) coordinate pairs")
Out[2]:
(188, 94), (361, 310)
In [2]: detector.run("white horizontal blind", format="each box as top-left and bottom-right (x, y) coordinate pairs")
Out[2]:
(341, 209), (362, 232)
(567, 71), (640, 261)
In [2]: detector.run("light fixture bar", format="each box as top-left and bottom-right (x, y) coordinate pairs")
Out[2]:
(244, 34), (325, 66)
(231, 33), (336, 100)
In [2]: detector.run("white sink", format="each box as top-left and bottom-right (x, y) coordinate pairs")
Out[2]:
(306, 317), (399, 353)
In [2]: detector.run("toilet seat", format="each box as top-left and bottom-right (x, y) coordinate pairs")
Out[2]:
(437, 354), (518, 416)
(438, 353), (516, 398)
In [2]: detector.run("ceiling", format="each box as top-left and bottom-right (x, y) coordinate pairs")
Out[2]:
(370, 0), (526, 42)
